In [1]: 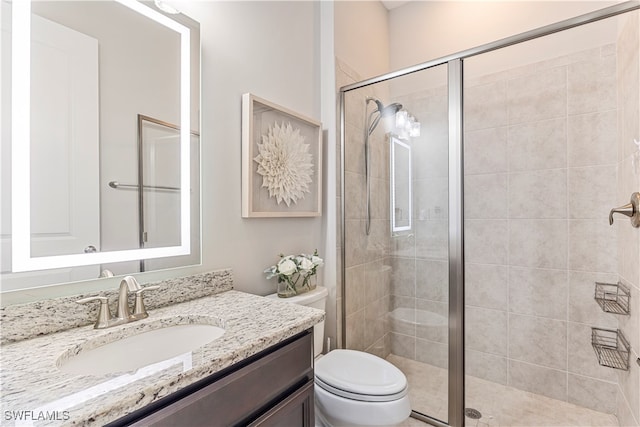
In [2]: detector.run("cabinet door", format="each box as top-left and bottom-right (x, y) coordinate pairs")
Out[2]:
(249, 380), (314, 427)
(124, 331), (312, 427)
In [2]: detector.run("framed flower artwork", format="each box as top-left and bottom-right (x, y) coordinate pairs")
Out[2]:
(241, 93), (322, 217)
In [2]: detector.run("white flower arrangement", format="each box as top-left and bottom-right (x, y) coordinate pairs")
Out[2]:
(253, 121), (314, 206)
(264, 250), (323, 297)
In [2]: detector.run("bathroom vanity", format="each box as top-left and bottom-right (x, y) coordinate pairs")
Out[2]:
(0, 279), (323, 426)
(114, 331), (314, 426)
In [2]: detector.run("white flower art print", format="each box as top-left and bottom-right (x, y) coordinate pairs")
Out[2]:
(254, 121), (314, 206)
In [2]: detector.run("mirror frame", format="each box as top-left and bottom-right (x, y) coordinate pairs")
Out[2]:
(390, 135), (412, 233)
(11, 0), (192, 272)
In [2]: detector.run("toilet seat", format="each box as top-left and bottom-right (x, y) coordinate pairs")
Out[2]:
(315, 376), (408, 402)
(314, 350), (408, 402)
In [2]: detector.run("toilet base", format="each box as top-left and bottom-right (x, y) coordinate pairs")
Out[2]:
(314, 381), (411, 426)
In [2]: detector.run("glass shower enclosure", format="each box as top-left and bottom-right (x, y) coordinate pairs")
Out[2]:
(339, 2), (640, 426)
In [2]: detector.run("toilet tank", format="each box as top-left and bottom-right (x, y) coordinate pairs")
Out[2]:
(266, 286), (328, 358)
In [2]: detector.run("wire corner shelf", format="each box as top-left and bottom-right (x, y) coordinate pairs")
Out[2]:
(591, 327), (630, 371)
(594, 281), (631, 315)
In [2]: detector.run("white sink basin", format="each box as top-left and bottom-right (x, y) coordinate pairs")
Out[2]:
(57, 324), (225, 376)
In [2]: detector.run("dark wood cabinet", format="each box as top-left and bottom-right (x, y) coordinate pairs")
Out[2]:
(110, 330), (314, 427)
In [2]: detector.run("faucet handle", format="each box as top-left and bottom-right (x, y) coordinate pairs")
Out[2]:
(77, 296), (113, 329)
(132, 286), (160, 319)
(609, 192), (640, 228)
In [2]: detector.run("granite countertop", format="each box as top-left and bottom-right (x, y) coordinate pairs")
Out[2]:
(0, 290), (324, 426)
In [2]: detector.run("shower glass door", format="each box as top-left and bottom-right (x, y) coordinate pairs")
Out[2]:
(341, 62), (452, 424)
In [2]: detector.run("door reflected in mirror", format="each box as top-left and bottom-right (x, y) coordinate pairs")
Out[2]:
(1, 0), (201, 291)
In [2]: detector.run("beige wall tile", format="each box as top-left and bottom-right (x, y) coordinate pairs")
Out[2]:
(365, 335), (387, 359)
(364, 297), (387, 349)
(344, 122), (365, 174)
(364, 260), (390, 305)
(568, 54), (617, 115)
(568, 165), (617, 220)
(509, 314), (567, 370)
(344, 171), (365, 220)
(466, 306), (508, 356)
(509, 267), (568, 320)
(415, 299), (448, 343)
(390, 331), (416, 359)
(568, 374), (618, 414)
(344, 219), (365, 267)
(617, 349), (640, 423)
(465, 349), (508, 385)
(465, 219), (509, 265)
(568, 110), (618, 167)
(344, 87), (370, 131)
(370, 177), (389, 220)
(465, 80), (508, 131)
(416, 259), (448, 302)
(617, 388), (640, 427)
(569, 219), (617, 273)
(388, 302), (416, 337)
(416, 338), (448, 369)
(415, 219), (448, 260)
(568, 271), (619, 328)
(507, 118), (566, 172)
(413, 128), (448, 180)
(391, 232), (415, 258)
(509, 219), (568, 269)
(508, 360), (567, 401)
(345, 264), (366, 315)
(567, 321), (618, 382)
(465, 173), (508, 220)
(390, 257), (416, 298)
(464, 127), (508, 175)
(346, 309), (365, 351)
(414, 177), (448, 220)
(509, 169), (567, 219)
(465, 263), (508, 311)
(618, 281), (639, 360)
(507, 66), (567, 125)
(618, 161), (640, 288)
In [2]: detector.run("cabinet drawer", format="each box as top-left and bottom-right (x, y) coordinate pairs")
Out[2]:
(128, 331), (312, 426)
(248, 379), (314, 427)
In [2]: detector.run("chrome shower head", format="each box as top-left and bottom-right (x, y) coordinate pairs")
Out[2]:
(380, 102), (403, 117)
(366, 97), (403, 135)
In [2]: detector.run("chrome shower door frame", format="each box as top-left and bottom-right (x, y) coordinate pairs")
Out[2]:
(339, 2), (640, 426)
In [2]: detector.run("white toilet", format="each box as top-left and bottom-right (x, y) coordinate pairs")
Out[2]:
(267, 286), (411, 426)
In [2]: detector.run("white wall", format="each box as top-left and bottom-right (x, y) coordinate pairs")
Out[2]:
(389, 1), (620, 72)
(335, 0), (391, 80)
(176, 1), (325, 296)
(1, 1), (325, 304)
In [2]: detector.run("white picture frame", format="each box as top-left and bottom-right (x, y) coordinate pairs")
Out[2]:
(241, 93), (322, 218)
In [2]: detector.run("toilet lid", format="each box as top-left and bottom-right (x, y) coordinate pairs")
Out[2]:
(314, 350), (407, 398)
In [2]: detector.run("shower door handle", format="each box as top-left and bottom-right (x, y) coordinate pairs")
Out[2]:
(609, 192), (640, 228)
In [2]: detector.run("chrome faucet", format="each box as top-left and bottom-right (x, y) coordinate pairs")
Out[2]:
(116, 276), (142, 320)
(77, 276), (159, 329)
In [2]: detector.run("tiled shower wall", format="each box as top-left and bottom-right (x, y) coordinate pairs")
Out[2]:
(463, 43), (620, 414)
(339, 14), (639, 421)
(388, 43), (631, 415)
(337, 58), (392, 358)
(615, 12), (640, 427)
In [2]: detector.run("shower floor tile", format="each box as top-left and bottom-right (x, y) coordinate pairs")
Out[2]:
(387, 354), (619, 427)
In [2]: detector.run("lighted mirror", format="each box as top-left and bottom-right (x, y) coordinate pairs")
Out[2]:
(390, 135), (412, 233)
(1, 0), (201, 291)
